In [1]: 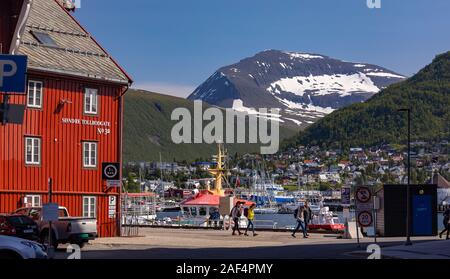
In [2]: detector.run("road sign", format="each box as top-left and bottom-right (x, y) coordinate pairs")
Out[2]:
(341, 186), (351, 207)
(356, 186), (374, 227)
(356, 186), (372, 203)
(108, 195), (116, 218)
(102, 162), (120, 180)
(106, 180), (121, 187)
(42, 203), (59, 222)
(0, 55), (27, 93)
(358, 211), (373, 227)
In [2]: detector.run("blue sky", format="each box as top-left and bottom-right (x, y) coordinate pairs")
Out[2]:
(74, 0), (450, 97)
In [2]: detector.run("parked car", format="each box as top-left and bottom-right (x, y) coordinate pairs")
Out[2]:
(0, 214), (39, 241)
(0, 235), (47, 259)
(14, 206), (97, 249)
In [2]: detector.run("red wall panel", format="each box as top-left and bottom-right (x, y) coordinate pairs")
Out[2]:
(0, 73), (125, 237)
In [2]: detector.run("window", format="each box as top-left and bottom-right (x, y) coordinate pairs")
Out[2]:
(84, 88), (98, 115)
(27, 81), (43, 108)
(24, 195), (41, 207)
(83, 196), (96, 218)
(31, 31), (58, 47)
(199, 207), (207, 216)
(25, 137), (41, 165)
(82, 142), (97, 168)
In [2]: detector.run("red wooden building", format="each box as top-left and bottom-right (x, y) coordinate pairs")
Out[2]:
(0, 0), (132, 237)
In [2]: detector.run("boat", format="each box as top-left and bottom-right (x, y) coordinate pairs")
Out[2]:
(156, 200), (181, 212)
(253, 206), (279, 214)
(309, 206), (344, 232)
(280, 193), (344, 232)
(179, 144), (254, 226)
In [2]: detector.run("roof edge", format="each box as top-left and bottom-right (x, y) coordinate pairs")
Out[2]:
(52, 0), (133, 84)
(29, 66), (130, 85)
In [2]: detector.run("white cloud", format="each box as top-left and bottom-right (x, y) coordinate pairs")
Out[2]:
(131, 81), (195, 98)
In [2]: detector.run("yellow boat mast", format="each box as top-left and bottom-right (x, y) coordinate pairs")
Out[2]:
(207, 143), (226, 196)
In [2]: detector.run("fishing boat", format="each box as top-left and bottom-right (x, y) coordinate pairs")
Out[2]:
(179, 144), (254, 226)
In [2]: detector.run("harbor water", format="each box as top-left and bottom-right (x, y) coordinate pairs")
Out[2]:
(157, 211), (446, 231)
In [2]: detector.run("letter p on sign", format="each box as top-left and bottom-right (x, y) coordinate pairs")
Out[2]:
(0, 55), (27, 93)
(0, 60), (17, 87)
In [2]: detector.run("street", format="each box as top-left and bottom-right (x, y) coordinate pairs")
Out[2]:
(54, 228), (448, 259)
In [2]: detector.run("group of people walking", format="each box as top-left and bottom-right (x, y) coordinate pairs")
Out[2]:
(292, 201), (312, 238)
(230, 201), (257, 236)
(229, 202), (449, 240)
(229, 201), (312, 238)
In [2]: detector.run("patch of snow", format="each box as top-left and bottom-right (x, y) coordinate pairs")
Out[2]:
(354, 64), (366, 68)
(285, 52), (324, 60)
(267, 73), (380, 97)
(276, 98), (335, 114)
(231, 99), (283, 122)
(285, 117), (302, 126)
(365, 72), (405, 79)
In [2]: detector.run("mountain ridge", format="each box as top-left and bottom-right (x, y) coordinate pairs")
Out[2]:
(284, 51), (450, 149)
(188, 50), (405, 128)
(123, 89), (298, 162)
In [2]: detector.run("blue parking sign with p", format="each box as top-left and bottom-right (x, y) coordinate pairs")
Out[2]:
(0, 55), (27, 94)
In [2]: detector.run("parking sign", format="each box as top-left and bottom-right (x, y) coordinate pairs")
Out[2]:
(0, 55), (27, 93)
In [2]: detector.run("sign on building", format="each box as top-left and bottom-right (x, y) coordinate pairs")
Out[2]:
(0, 55), (27, 93)
(108, 196), (116, 218)
(102, 162), (120, 180)
(102, 162), (121, 188)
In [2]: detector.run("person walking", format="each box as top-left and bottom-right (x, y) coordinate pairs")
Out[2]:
(439, 208), (450, 240)
(244, 204), (258, 236)
(292, 204), (308, 238)
(303, 201), (313, 237)
(231, 201), (243, 235)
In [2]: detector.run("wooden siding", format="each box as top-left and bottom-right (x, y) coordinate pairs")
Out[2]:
(0, 72), (125, 237)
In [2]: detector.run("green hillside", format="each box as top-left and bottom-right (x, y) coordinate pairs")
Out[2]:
(286, 51), (450, 149)
(123, 89), (297, 162)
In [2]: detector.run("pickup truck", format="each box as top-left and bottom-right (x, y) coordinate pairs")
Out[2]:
(14, 206), (97, 249)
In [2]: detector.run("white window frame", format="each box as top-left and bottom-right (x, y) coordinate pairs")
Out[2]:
(24, 195), (41, 207)
(25, 137), (41, 165)
(84, 88), (98, 115)
(27, 80), (43, 108)
(83, 196), (96, 218)
(82, 141), (97, 168)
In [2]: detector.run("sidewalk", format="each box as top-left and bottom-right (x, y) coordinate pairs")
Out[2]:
(379, 239), (450, 259)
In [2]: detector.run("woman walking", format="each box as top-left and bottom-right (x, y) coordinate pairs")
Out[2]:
(244, 204), (258, 236)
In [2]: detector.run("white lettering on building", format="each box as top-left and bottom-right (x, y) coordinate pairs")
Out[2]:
(61, 118), (112, 136)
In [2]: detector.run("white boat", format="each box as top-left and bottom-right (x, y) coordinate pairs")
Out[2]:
(253, 206), (279, 214)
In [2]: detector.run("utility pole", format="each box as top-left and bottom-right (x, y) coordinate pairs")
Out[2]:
(398, 108), (412, 246)
(47, 177), (55, 258)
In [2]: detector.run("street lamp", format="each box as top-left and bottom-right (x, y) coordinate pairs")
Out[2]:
(398, 108), (413, 246)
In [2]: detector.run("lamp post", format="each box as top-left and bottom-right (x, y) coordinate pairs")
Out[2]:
(398, 108), (413, 246)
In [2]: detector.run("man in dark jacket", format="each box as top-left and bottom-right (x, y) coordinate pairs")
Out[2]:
(291, 204), (308, 238)
(231, 201), (244, 235)
(439, 208), (450, 240)
(303, 201), (313, 236)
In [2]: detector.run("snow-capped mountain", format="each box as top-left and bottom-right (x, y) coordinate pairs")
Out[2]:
(188, 50), (405, 128)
